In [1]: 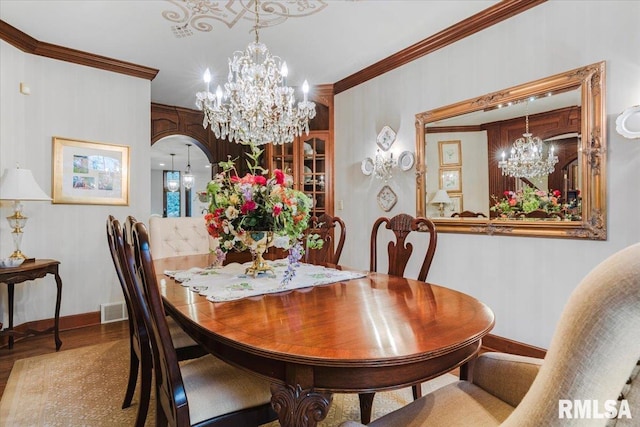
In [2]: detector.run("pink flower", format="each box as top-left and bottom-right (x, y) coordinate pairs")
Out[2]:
(241, 200), (256, 214)
(272, 204), (282, 216)
(553, 190), (561, 197)
(253, 175), (267, 186)
(274, 169), (285, 185)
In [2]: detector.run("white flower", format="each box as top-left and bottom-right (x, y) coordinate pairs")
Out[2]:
(273, 235), (291, 249)
(225, 206), (239, 220)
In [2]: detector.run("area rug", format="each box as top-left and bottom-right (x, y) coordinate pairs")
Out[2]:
(0, 339), (457, 426)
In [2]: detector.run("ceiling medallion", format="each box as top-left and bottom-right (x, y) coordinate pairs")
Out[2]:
(163, 0), (328, 37)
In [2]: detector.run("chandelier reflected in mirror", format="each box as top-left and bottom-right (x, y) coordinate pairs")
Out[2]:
(195, 0), (316, 146)
(498, 106), (558, 178)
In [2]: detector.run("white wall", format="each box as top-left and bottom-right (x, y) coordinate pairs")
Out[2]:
(0, 40), (151, 325)
(335, 1), (640, 348)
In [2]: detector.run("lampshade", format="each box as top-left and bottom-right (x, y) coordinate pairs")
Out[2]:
(430, 189), (451, 205)
(0, 167), (51, 201)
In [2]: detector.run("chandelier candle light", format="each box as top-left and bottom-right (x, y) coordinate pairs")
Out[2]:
(498, 105), (559, 178)
(195, 0), (316, 146)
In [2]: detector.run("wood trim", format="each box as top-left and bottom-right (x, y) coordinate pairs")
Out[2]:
(0, 311), (101, 348)
(334, 0), (546, 94)
(482, 334), (547, 359)
(0, 20), (158, 81)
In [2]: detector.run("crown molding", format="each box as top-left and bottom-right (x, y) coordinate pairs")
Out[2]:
(0, 20), (159, 81)
(334, 0), (546, 94)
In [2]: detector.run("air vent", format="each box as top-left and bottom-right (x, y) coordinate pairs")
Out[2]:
(100, 301), (128, 324)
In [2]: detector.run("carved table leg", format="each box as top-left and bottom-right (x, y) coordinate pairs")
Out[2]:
(270, 383), (332, 427)
(7, 283), (14, 349)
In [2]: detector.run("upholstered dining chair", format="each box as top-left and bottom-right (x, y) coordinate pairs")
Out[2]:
(106, 216), (206, 427)
(148, 215), (214, 259)
(342, 242), (640, 427)
(304, 213), (346, 265)
(128, 220), (278, 427)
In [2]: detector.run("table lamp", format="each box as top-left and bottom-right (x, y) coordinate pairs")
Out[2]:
(0, 165), (51, 260)
(430, 189), (451, 217)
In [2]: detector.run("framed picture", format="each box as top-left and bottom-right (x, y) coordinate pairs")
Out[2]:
(447, 193), (463, 215)
(438, 140), (461, 166)
(439, 167), (462, 193)
(52, 137), (129, 205)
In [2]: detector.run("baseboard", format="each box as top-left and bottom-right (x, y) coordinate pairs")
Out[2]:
(0, 311), (101, 348)
(482, 334), (547, 359)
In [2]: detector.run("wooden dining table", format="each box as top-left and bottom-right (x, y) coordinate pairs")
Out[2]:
(155, 253), (495, 427)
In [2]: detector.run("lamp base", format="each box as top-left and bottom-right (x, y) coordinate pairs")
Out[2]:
(8, 250), (34, 262)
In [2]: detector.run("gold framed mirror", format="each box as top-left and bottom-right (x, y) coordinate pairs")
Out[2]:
(415, 61), (606, 240)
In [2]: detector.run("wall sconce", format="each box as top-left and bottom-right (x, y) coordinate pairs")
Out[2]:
(361, 126), (414, 182)
(430, 189), (451, 217)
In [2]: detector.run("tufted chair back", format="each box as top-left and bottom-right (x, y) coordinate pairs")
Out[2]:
(148, 216), (215, 259)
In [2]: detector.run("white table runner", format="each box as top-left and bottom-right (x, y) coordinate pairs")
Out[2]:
(165, 260), (367, 302)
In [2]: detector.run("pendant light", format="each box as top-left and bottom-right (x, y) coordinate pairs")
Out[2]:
(183, 144), (194, 190)
(166, 153), (180, 192)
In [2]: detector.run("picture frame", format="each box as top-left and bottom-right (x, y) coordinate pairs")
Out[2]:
(52, 137), (129, 205)
(447, 193), (463, 215)
(438, 140), (461, 166)
(439, 167), (462, 193)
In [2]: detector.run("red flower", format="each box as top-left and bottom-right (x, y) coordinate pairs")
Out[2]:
(274, 169), (285, 185)
(253, 175), (267, 186)
(552, 189), (561, 197)
(503, 190), (511, 197)
(272, 205), (282, 216)
(241, 200), (257, 214)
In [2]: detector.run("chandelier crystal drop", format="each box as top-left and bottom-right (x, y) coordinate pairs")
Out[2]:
(498, 108), (558, 178)
(195, 0), (315, 146)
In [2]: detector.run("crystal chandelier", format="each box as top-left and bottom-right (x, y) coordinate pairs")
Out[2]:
(195, 0), (316, 146)
(498, 108), (558, 178)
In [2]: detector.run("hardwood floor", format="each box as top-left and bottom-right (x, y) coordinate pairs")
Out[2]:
(0, 321), (129, 398)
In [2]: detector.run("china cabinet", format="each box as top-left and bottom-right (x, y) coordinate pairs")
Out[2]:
(264, 86), (334, 218)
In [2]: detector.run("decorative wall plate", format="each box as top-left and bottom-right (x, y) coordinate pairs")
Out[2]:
(376, 126), (397, 151)
(398, 151), (415, 171)
(377, 185), (397, 212)
(616, 105), (640, 139)
(361, 157), (374, 176)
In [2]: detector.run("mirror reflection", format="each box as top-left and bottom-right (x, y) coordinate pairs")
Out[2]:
(415, 61), (606, 240)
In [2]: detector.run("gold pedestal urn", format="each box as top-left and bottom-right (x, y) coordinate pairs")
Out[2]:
(240, 231), (275, 277)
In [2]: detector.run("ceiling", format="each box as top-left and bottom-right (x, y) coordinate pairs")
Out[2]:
(0, 0), (499, 171)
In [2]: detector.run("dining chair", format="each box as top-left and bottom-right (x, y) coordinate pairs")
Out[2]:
(341, 242), (640, 427)
(304, 213), (346, 265)
(128, 220), (278, 427)
(361, 214), (438, 421)
(148, 215), (214, 259)
(451, 210), (487, 218)
(370, 213), (437, 282)
(106, 216), (206, 427)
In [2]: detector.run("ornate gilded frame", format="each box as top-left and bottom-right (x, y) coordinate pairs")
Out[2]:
(415, 61), (606, 240)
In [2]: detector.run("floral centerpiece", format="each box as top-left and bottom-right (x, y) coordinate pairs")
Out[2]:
(204, 145), (321, 283)
(491, 185), (562, 218)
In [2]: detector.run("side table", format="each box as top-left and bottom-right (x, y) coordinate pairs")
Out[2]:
(0, 259), (63, 350)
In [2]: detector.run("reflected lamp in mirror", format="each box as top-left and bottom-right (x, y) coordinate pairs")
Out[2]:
(430, 189), (451, 218)
(616, 105), (640, 139)
(0, 165), (51, 260)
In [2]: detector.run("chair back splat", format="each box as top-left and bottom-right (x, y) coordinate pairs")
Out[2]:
(370, 213), (437, 282)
